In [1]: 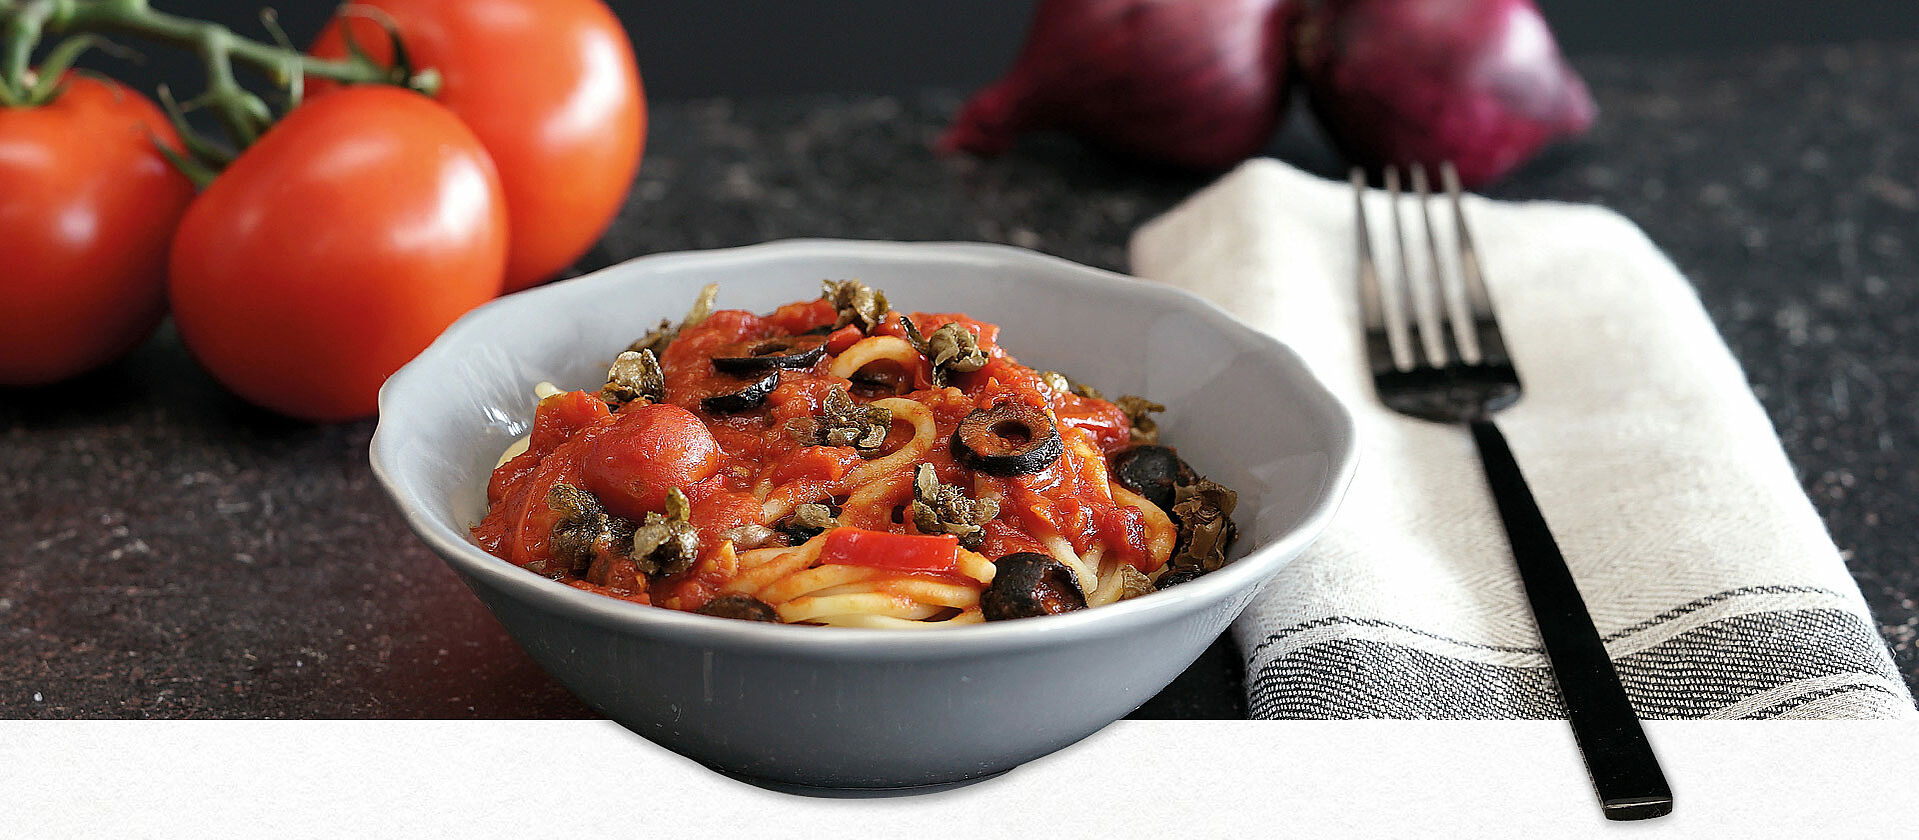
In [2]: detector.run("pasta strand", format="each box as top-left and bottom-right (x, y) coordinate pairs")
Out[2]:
(841, 397), (937, 488)
(1109, 482), (1177, 570)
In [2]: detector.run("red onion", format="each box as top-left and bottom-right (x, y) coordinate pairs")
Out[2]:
(941, 0), (1294, 171)
(1295, 0), (1596, 187)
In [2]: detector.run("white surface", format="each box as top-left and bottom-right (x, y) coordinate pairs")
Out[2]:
(4, 720), (1915, 837)
(1130, 160), (1914, 717)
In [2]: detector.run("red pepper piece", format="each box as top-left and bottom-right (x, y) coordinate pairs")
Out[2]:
(818, 527), (959, 574)
(824, 324), (864, 355)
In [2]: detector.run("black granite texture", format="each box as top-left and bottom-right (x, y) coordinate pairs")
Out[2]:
(3, 43), (1914, 718)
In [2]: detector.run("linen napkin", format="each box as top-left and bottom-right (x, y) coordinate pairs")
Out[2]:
(1129, 159), (1916, 720)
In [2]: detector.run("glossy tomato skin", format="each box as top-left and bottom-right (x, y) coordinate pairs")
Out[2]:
(0, 76), (195, 385)
(168, 86), (506, 422)
(581, 403), (721, 520)
(311, 0), (645, 292)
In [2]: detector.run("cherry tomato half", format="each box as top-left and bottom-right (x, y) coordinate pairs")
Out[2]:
(0, 76), (194, 385)
(581, 403), (722, 520)
(311, 0), (646, 291)
(167, 86), (507, 422)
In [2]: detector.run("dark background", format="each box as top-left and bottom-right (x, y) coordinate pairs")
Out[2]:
(64, 1), (1919, 102)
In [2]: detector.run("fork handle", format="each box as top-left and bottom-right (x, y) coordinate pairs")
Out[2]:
(1469, 418), (1674, 821)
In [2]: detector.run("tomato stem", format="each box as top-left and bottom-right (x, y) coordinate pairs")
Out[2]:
(0, 0), (51, 104)
(19, 31), (97, 100)
(48, 0), (434, 91)
(150, 125), (215, 188)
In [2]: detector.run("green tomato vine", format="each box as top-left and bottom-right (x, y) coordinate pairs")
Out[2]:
(0, 0), (439, 181)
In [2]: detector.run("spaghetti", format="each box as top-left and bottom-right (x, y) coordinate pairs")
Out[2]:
(471, 281), (1238, 626)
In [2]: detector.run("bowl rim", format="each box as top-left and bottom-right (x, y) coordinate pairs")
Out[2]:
(370, 238), (1358, 653)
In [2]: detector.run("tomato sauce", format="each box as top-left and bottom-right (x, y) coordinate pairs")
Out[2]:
(472, 298), (1159, 611)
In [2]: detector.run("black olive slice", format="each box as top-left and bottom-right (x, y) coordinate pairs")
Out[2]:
(711, 335), (828, 374)
(700, 369), (781, 413)
(1154, 565), (1205, 590)
(982, 552), (1087, 620)
(951, 403), (1063, 477)
(694, 594), (781, 622)
(848, 366), (912, 398)
(1110, 444), (1198, 512)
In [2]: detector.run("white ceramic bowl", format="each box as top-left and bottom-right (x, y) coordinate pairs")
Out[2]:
(370, 240), (1356, 794)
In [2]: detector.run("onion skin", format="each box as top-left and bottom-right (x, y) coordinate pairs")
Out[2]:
(941, 0), (1294, 171)
(1295, 0), (1596, 187)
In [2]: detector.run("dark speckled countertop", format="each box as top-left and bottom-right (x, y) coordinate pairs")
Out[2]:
(4, 43), (1915, 718)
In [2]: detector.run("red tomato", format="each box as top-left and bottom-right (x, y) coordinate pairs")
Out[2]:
(501, 428), (597, 572)
(0, 76), (194, 385)
(310, 0), (645, 291)
(529, 390), (613, 453)
(581, 403), (722, 519)
(168, 86), (507, 422)
(490, 389), (614, 501)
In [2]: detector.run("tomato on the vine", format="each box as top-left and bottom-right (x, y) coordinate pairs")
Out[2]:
(0, 75), (194, 385)
(310, 0), (645, 292)
(167, 85), (507, 422)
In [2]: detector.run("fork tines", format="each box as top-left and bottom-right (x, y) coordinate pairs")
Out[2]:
(1350, 163), (1512, 375)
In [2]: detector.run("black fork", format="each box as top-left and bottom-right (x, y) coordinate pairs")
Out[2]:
(1352, 163), (1673, 821)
